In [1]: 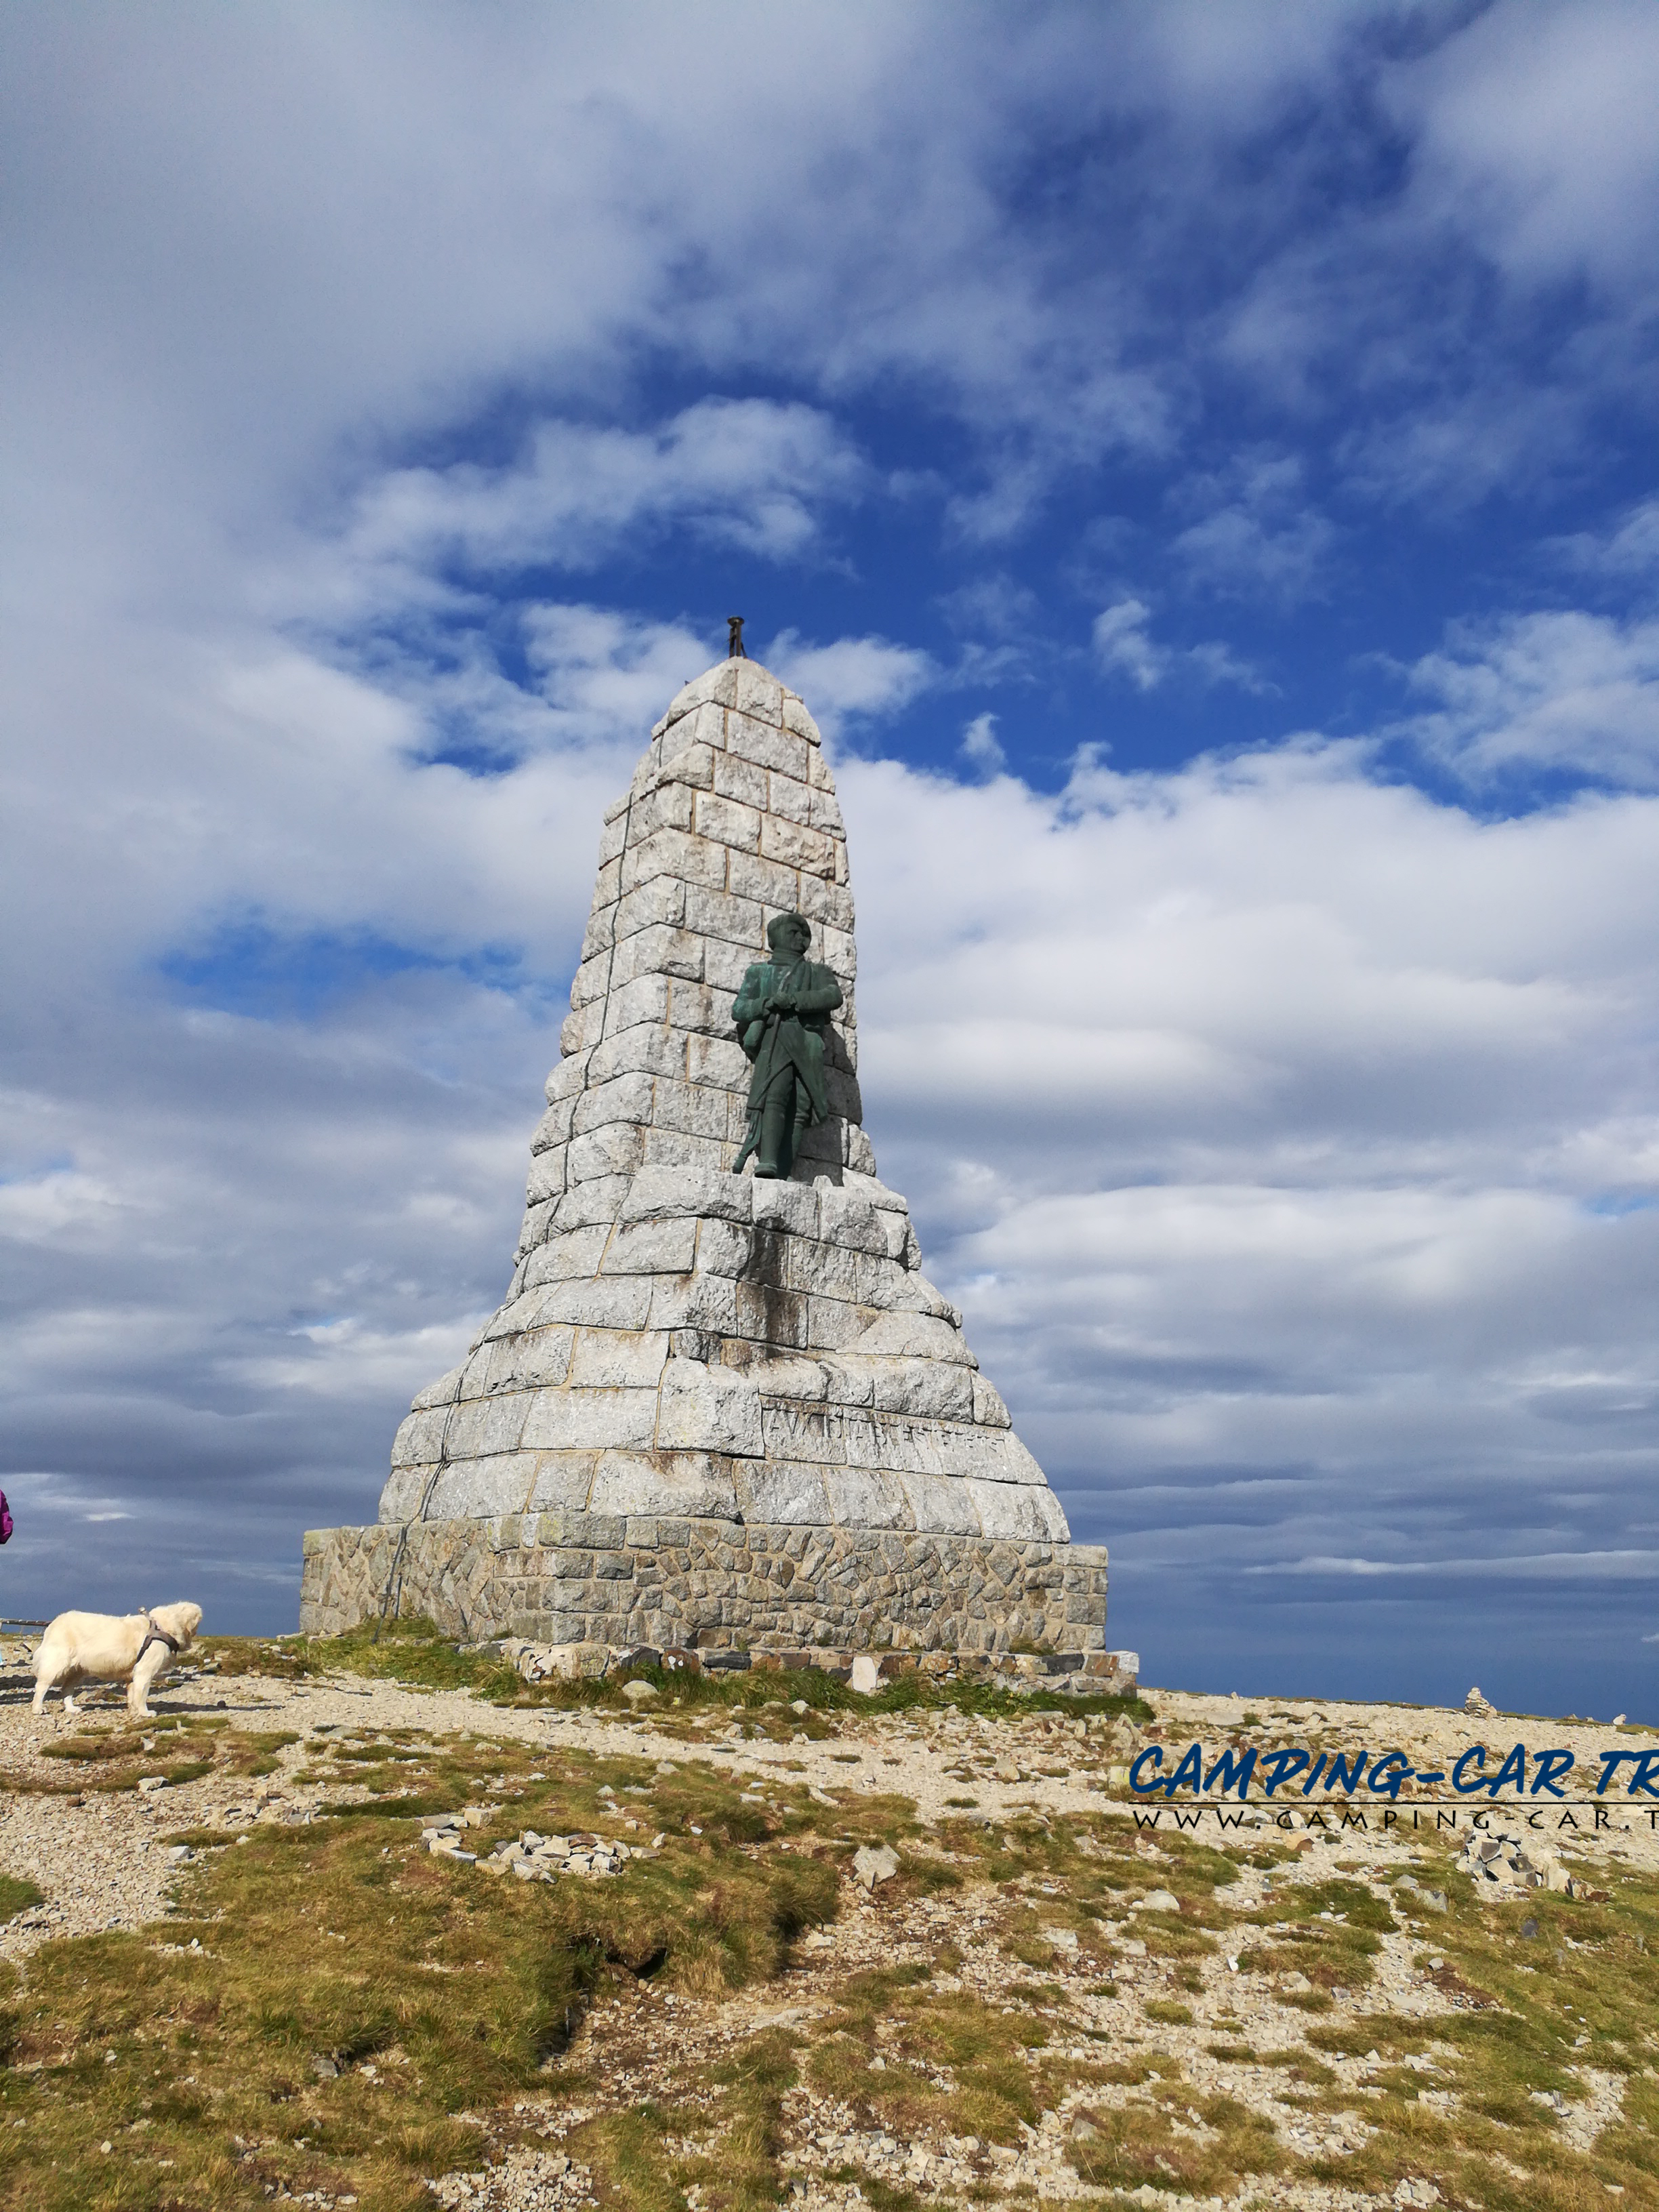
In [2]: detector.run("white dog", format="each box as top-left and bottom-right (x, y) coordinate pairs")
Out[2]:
(31, 1603), (203, 1718)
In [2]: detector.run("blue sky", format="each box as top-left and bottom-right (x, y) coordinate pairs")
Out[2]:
(4, 1), (1659, 1714)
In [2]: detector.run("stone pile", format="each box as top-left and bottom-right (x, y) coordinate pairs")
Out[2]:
(302, 655), (1109, 1656)
(484, 1828), (644, 1881)
(1457, 1828), (1579, 1895)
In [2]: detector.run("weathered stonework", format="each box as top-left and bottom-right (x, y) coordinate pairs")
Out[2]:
(300, 1515), (1108, 1655)
(300, 655), (1109, 1652)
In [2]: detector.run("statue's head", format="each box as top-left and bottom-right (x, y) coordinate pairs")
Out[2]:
(767, 912), (811, 956)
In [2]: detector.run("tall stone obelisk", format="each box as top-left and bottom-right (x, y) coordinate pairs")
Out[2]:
(301, 655), (1109, 1658)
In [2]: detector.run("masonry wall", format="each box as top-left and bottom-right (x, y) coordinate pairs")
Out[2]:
(300, 1513), (1109, 1656)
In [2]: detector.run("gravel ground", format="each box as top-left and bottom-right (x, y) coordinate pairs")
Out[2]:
(4, 1664), (1655, 1961)
(3, 1661), (1652, 2211)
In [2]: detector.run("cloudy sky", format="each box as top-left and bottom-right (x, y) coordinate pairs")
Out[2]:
(5, 2), (1658, 1713)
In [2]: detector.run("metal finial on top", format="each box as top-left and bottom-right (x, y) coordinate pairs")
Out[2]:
(727, 615), (745, 659)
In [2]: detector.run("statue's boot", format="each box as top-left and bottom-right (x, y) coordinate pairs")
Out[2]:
(753, 1092), (791, 1178)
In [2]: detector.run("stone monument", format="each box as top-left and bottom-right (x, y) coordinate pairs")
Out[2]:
(300, 653), (1111, 1664)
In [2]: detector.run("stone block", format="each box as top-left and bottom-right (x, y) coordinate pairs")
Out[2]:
(696, 1218), (752, 1276)
(657, 739), (716, 790)
(552, 1172), (635, 1227)
(817, 1355), (876, 1406)
(531, 1099), (575, 1153)
(661, 700), (731, 762)
(761, 1402), (847, 1464)
(684, 1029), (751, 1092)
(632, 780), (694, 836)
(824, 1467), (914, 1528)
(701, 936), (752, 994)
(523, 1458), (600, 1514)
(545, 1050), (592, 1104)
(602, 1218), (698, 1274)
(608, 924), (704, 987)
(569, 952), (609, 1010)
(665, 666), (740, 722)
(525, 1147), (567, 1204)
(666, 979), (731, 1037)
(793, 875), (855, 932)
(849, 1310), (975, 1365)
(621, 826), (728, 897)
(649, 1075), (729, 1141)
(733, 662), (785, 725)
(781, 693), (821, 744)
(726, 715), (808, 779)
(640, 1127), (727, 1173)
(647, 1272), (741, 1332)
(750, 1176), (816, 1235)
(765, 770), (814, 827)
(560, 1005), (599, 1058)
(614, 876), (688, 939)
(844, 1412), (946, 1477)
(445, 1393), (533, 1460)
(623, 1161), (752, 1223)
(865, 1357), (975, 1421)
(803, 1295), (870, 1351)
(693, 789), (762, 851)
(425, 1454), (539, 1519)
(735, 1460), (831, 1525)
(657, 1358), (763, 1456)
(380, 1465), (435, 1522)
(937, 1425), (1047, 1486)
(590, 1451), (739, 1519)
(683, 881), (766, 949)
(533, 1275), (653, 1330)
(508, 1327), (575, 1389)
(520, 1387), (659, 1451)
(816, 1187), (886, 1253)
(725, 847), (801, 910)
(522, 1224), (609, 1283)
(760, 813), (837, 878)
(791, 1237), (904, 1308)
(722, 1345), (829, 1399)
(968, 1481), (1066, 1541)
(972, 1374), (1012, 1427)
(411, 1362), (466, 1412)
(572, 1071), (654, 1134)
(602, 970), (672, 1035)
(712, 749), (769, 808)
(567, 1124), (644, 1185)
(567, 1328), (670, 1389)
(587, 1025), (686, 1083)
(735, 1278), (808, 1347)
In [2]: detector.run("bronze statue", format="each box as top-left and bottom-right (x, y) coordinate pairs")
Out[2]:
(731, 912), (842, 1177)
(727, 614), (745, 659)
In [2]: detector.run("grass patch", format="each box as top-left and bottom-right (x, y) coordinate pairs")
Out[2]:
(0, 1876), (43, 1923)
(0, 1729), (836, 2211)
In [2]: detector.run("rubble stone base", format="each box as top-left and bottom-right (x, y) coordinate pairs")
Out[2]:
(300, 1513), (1109, 1655)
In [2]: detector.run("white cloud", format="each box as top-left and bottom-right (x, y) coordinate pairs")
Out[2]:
(1170, 451), (1337, 606)
(335, 399), (867, 596)
(762, 630), (936, 735)
(1552, 497), (1659, 579)
(1385, 0), (1659, 295)
(1404, 609), (1659, 786)
(959, 712), (1006, 775)
(1093, 600), (1166, 691)
(1092, 599), (1270, 695)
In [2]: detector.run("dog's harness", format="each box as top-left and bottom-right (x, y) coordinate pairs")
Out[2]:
(135, 1615), (182, 1666)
